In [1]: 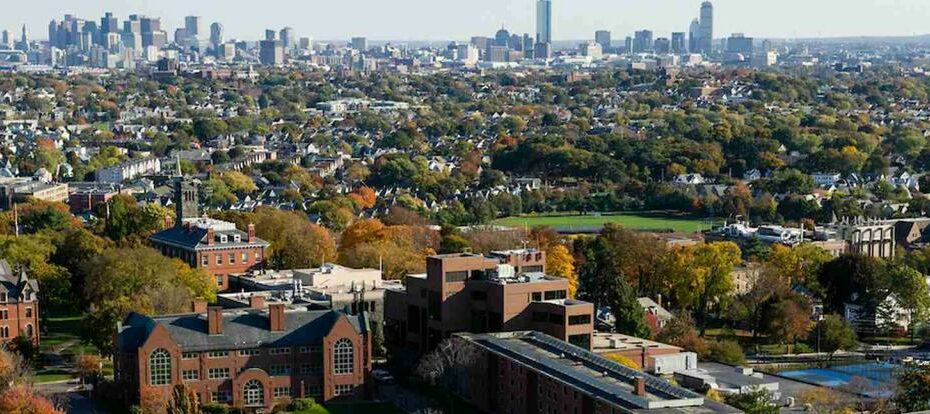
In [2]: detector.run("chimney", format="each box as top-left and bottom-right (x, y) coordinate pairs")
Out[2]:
(207, 227), (215, 246)
(248, 223), (256, 243)
(269, 303), (285, 332)
(191, 300), (208, 314)
(207, 306), (223, 335)
(634, 377), (646, 397)
(249, 295), (266, 309)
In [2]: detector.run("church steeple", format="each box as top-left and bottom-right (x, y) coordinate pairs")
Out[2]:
(174, 177), (199, 225)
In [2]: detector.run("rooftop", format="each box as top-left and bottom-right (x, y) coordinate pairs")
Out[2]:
(591, 332), (683, 354)
(458, 331), (738, 414)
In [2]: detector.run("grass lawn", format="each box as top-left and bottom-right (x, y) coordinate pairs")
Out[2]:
(34, 369), (74, 383)
(492, 211), (720, 233)
(41, 314), (91, 356)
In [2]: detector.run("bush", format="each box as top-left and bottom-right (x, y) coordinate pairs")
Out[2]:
(793, 343), (814, 354)
(202, 404), (230, 414)
(709, 340), (746, 365)
(604, 353), (640, 370)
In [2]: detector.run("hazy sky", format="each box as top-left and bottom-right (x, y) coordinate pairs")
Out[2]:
(3, 0), (930, 42)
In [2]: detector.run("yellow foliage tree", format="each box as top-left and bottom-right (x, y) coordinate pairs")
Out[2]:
(546, 244), (577, 298)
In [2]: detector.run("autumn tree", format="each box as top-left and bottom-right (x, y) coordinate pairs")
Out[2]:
(348, 186), (377, 209)
(763, 294), (813, 354)
(75, 353), (101, 385)
(0, 385), (63, 414)
(82, 247), (216, 354)
(810, 315), (857, 362)
(220, 171), (257, 194)
(546, 244), (577, 298)
(167, 383), (201, 414)
(338, 221), (429, 279)
(894, 363), (930, 413)
(664, 242), (742, 335)
(764, 243), (830, 291)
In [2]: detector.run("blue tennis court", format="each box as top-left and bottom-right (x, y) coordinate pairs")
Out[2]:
(779, 363), (896, 397)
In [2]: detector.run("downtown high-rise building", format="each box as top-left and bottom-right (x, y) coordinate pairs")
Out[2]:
(698, 1), (714, 54)
(259, 39), (284, 65)
(351, 37), (368, 51)
(536, 0), (552, 45)
(280, 27), (295, 50)
(688, 18), (700, 53)
(0, 30), (12, 50)
(184, 16), (203, 40)
(671, 32), (686, 54)
(595, 30), (611, 52)
(210, 22), (224, 48)
(632, 29), (653, 53)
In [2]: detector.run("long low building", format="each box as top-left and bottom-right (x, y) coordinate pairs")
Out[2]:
(456, 331), (740, 414)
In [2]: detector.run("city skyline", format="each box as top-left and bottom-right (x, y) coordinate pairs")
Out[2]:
(2, 0), (930, 43)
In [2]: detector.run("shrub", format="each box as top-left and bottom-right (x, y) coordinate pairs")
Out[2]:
(604, 353), (640, 370)
(793, 343), (814, 354)
(709, 340), (746, 365)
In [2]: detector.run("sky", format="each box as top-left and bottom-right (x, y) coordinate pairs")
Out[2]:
(3, 0), (930, 42)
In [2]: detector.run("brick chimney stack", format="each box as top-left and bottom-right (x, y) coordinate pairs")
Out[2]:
(269, 303), (285, 332)
(634, 377), (646, 397)
(191, 300), (208, 314)
(247, 223), (256, 243)
(208, 306), (223, 335)
(249, 295), (266, 309)
(207, 227), (215, 246)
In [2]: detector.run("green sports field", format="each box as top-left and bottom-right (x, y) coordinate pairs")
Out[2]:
(492, 212), (718, 233)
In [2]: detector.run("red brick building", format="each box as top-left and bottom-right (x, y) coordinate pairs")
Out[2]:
(384, 250), (594, 354)
(0, 260), (39, 345)
(149, 178), (269, 291)
(68, 187), (119, 214)
(115, 303), (372, 410)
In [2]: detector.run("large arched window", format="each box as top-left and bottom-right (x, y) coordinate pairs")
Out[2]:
(243, 379), (264, 406)
(332, 338), (354, 375)
(149, 349), (171, 386)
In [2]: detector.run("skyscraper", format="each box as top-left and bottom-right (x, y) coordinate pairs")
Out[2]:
(595, 30), (611, 52)
(184, 16), (206, 40)
(351, 37), (368, 51)
(101, 12), (118, 35)
(633, 30), (653, 53)
(264, 29), (277, 42)
(698, 1), (714, 54)
(494, 28), (511, 47)
(0, 30), (12, 50)
(671, 32), (686, 54)
(688, 18), (700, 53)
(19, 25), (29, 52)
(536, 0), (552, 45)
(259, 40), (284, 65)
(210, 23), (223, 48)
(280, 27), (295, 50)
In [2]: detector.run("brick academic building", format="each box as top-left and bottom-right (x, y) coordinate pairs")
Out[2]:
(0, 260), (39, 345)
(149, 177), (270, 291)
(115, 303), (372, 410)
(384, 249), (595, 354)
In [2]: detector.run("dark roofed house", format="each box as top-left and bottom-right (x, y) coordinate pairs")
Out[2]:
(115, 304), (371, 410)
(0, 259), (39, 344)
(149, 177), (270, 291)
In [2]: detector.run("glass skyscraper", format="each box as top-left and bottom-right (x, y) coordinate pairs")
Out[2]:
(536, 0), (552, 45)
(698, 1), (714, 54)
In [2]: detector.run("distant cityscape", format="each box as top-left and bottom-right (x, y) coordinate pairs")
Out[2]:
(0, 1), (787, 70)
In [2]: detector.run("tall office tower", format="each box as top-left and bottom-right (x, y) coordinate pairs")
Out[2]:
(653, 37), (670, 54)
(0, 30), (11, 50)
(632, 30), (653, 53)
(595, 30), (611, 52)
(264, 29), (277, 41)
(671, 32), (686, 54)
(494, 28), (511, 47)
(351, 37), (368, 51)
(299, 37), (312, 51)
(523, 34), (534, 56)
(185, 16), (203, 40)
(688, 18), (700, 53)
(726, 33), (753, 55)
(624, 36), (633, 54)
(140, 16), (163, 47)
(280, 27), (295, 50)
(259, 40), (284, 65)
(698, 1), (713, 54)
(101, 12), (119, 35)
(124, 15), (141, 35)
(536, 0), (552, 45)
(210, 23), (223, 48)
(48, 21), (59, 48)
(534, 42), (552, 59)
(19, 25), (29, 52)
(509, 34), (523, 50)
(174, 28), (190, 46)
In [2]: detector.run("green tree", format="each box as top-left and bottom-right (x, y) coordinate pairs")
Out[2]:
(611, 277), (651, 338)
(811, 315), (857, 362)
(724, 387), (778, 414)
(894, 363), (930, 413)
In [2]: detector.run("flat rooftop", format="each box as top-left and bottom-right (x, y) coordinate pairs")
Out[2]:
(458, 331), (739, 414)
(591, 332), (683, 354)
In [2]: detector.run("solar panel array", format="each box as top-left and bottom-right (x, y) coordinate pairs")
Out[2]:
(524, 332), (703, 401)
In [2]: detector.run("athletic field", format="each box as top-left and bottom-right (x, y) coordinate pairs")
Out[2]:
(491, 212), (718, 234)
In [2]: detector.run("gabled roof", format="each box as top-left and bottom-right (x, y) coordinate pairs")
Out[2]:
(118, 309), (368, 353)
(0, 259), (39, 298)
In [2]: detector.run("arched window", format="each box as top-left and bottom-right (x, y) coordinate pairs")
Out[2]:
(24, 324), (32, 338)
(243, 379), (264, 406)
(332, 338), (354, 375)
(149, 349), (171, 385)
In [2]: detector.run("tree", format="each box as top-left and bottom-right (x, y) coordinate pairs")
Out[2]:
(0, 346), (30, 389)
(665, 242), (742, 335)
(75, 353), (101, 386)
(611, 277), (651, 338)
(220, 171), (257, 194)
(818, 254), (888, 315)
(167, 383), (201, 414)
(708, 340), (746, 365)
(82, 247), (216, 354)
(764, 294), (813, 353)
(0, 385), (63, 414)
(811, 315), (857, 361)
(724, 387), (778, 414)
(764, 243), (830, 290)
(546, 245), (577, 298)
(348, 186), (377, 210)
(894, 363), (930, 413)
(416, 337), (479, 398)
(99, 195), (173, 243)
(799, 388), (851, 414)
(273, 224), (337, 270)
(885, 264), (930, 342)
